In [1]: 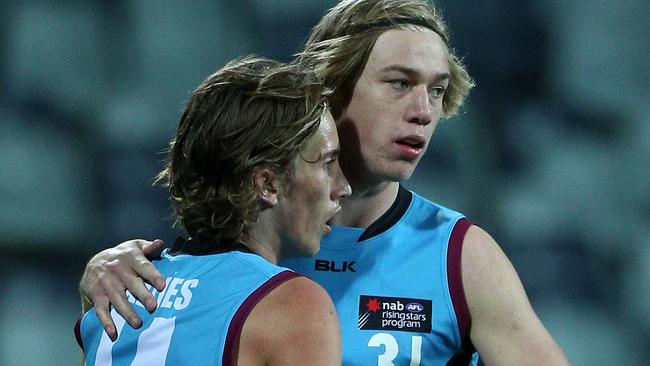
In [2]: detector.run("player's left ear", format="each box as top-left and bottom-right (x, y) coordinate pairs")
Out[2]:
(253, 167), (279, 207)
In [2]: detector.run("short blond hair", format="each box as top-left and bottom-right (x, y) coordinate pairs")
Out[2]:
(298, 0), (473, 117)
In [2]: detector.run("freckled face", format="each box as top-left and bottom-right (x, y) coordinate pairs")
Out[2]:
(335, 28), (450, 188)
(276, 111), (351, 258)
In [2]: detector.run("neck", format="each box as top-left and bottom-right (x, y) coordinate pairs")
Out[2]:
(242, 219), (281, 265)
(332, 181), (400, 228)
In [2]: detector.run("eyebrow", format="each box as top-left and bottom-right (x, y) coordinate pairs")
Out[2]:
(324, 147), (340, 158)
(380, 65), (449, 82)
(320, 147), (340, 161)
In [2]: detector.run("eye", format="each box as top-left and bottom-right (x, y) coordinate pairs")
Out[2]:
(429, 86), (446, 98)
(388, 79), (410, 90)
(326, 159), (335, 170)
(324, 157), (338, 174)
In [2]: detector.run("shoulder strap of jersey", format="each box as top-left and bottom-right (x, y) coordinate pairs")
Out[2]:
(74, 314), (84, 350)
(447, 218), (476, 361)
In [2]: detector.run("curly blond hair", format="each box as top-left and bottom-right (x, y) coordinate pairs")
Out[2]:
(156, 57), (329, 245)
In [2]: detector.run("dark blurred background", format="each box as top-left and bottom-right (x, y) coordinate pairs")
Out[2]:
(1, 1), (648, 364)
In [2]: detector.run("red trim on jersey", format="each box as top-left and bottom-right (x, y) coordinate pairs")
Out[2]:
(74, 314), (84, 350)
(222, 270), (302, 366)
(447, 218), (473, 343)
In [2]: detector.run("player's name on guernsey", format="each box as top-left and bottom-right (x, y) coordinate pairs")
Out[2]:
(126, 277), (199, 311)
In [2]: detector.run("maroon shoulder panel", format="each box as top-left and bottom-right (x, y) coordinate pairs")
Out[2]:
(74, 314), (84, 350)
(447, 218), (473, 343)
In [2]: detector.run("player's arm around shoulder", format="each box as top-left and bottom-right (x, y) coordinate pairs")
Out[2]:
(238, 275), (342, 366)
(462, 225), (571, 366)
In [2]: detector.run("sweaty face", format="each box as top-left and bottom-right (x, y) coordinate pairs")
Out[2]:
(276, 111), (351, 258)
(335, 27), (450, 190)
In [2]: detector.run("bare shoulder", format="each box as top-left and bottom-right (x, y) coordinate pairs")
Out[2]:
(252, 275), (338, 326)
(461, 225), (521, 322)
(461, 224), (543, 313)
(461, 225), (512, 285)
(461, 225), (529, 325)
(268, 275), (337, 308)
(237, 275), (341, 366)
(461, 225), (571, 365)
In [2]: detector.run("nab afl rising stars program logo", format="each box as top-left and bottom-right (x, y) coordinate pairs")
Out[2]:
(358, 295), (432, 333)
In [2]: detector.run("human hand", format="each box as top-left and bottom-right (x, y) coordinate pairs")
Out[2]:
(79, 239), (166, 341)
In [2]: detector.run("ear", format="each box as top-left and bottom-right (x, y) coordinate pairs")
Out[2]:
(253, 168), (279, 207)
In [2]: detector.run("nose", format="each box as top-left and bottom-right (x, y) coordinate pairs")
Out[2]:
(405, 86), (432, 125)
(331, 160), (352, 201)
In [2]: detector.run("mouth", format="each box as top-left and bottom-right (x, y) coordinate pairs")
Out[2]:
(397, 135), (426, 148)
(324, 206), (342, 233)
(395, 135), (426, 159)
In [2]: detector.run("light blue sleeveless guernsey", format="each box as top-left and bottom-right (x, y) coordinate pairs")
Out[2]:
(80, 249), (298, 365)
(281, 187), (479, 365)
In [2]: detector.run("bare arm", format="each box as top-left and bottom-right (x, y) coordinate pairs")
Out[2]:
(237, 276), (342, 366)
(79, 239), (166, 340)
(462, 225), (571, 365)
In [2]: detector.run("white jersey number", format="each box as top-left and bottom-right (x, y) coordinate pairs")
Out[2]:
(92, 310), (175, 365)
(368, 333), (422, 366)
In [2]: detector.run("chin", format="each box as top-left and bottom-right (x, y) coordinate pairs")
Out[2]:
(304, 245), (320, 258)
(398, 164), (418, 180)
(378, 162), (418, 182)
(303, 240), (321, 257)
(384, 170), (415, 183)
(287, 242), (320, 259)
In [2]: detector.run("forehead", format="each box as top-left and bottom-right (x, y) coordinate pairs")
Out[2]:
(300, 110), (338, 159)
(366, 27), (449, 77)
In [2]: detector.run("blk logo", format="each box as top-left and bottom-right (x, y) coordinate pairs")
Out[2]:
(314, 259), (357, 272)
